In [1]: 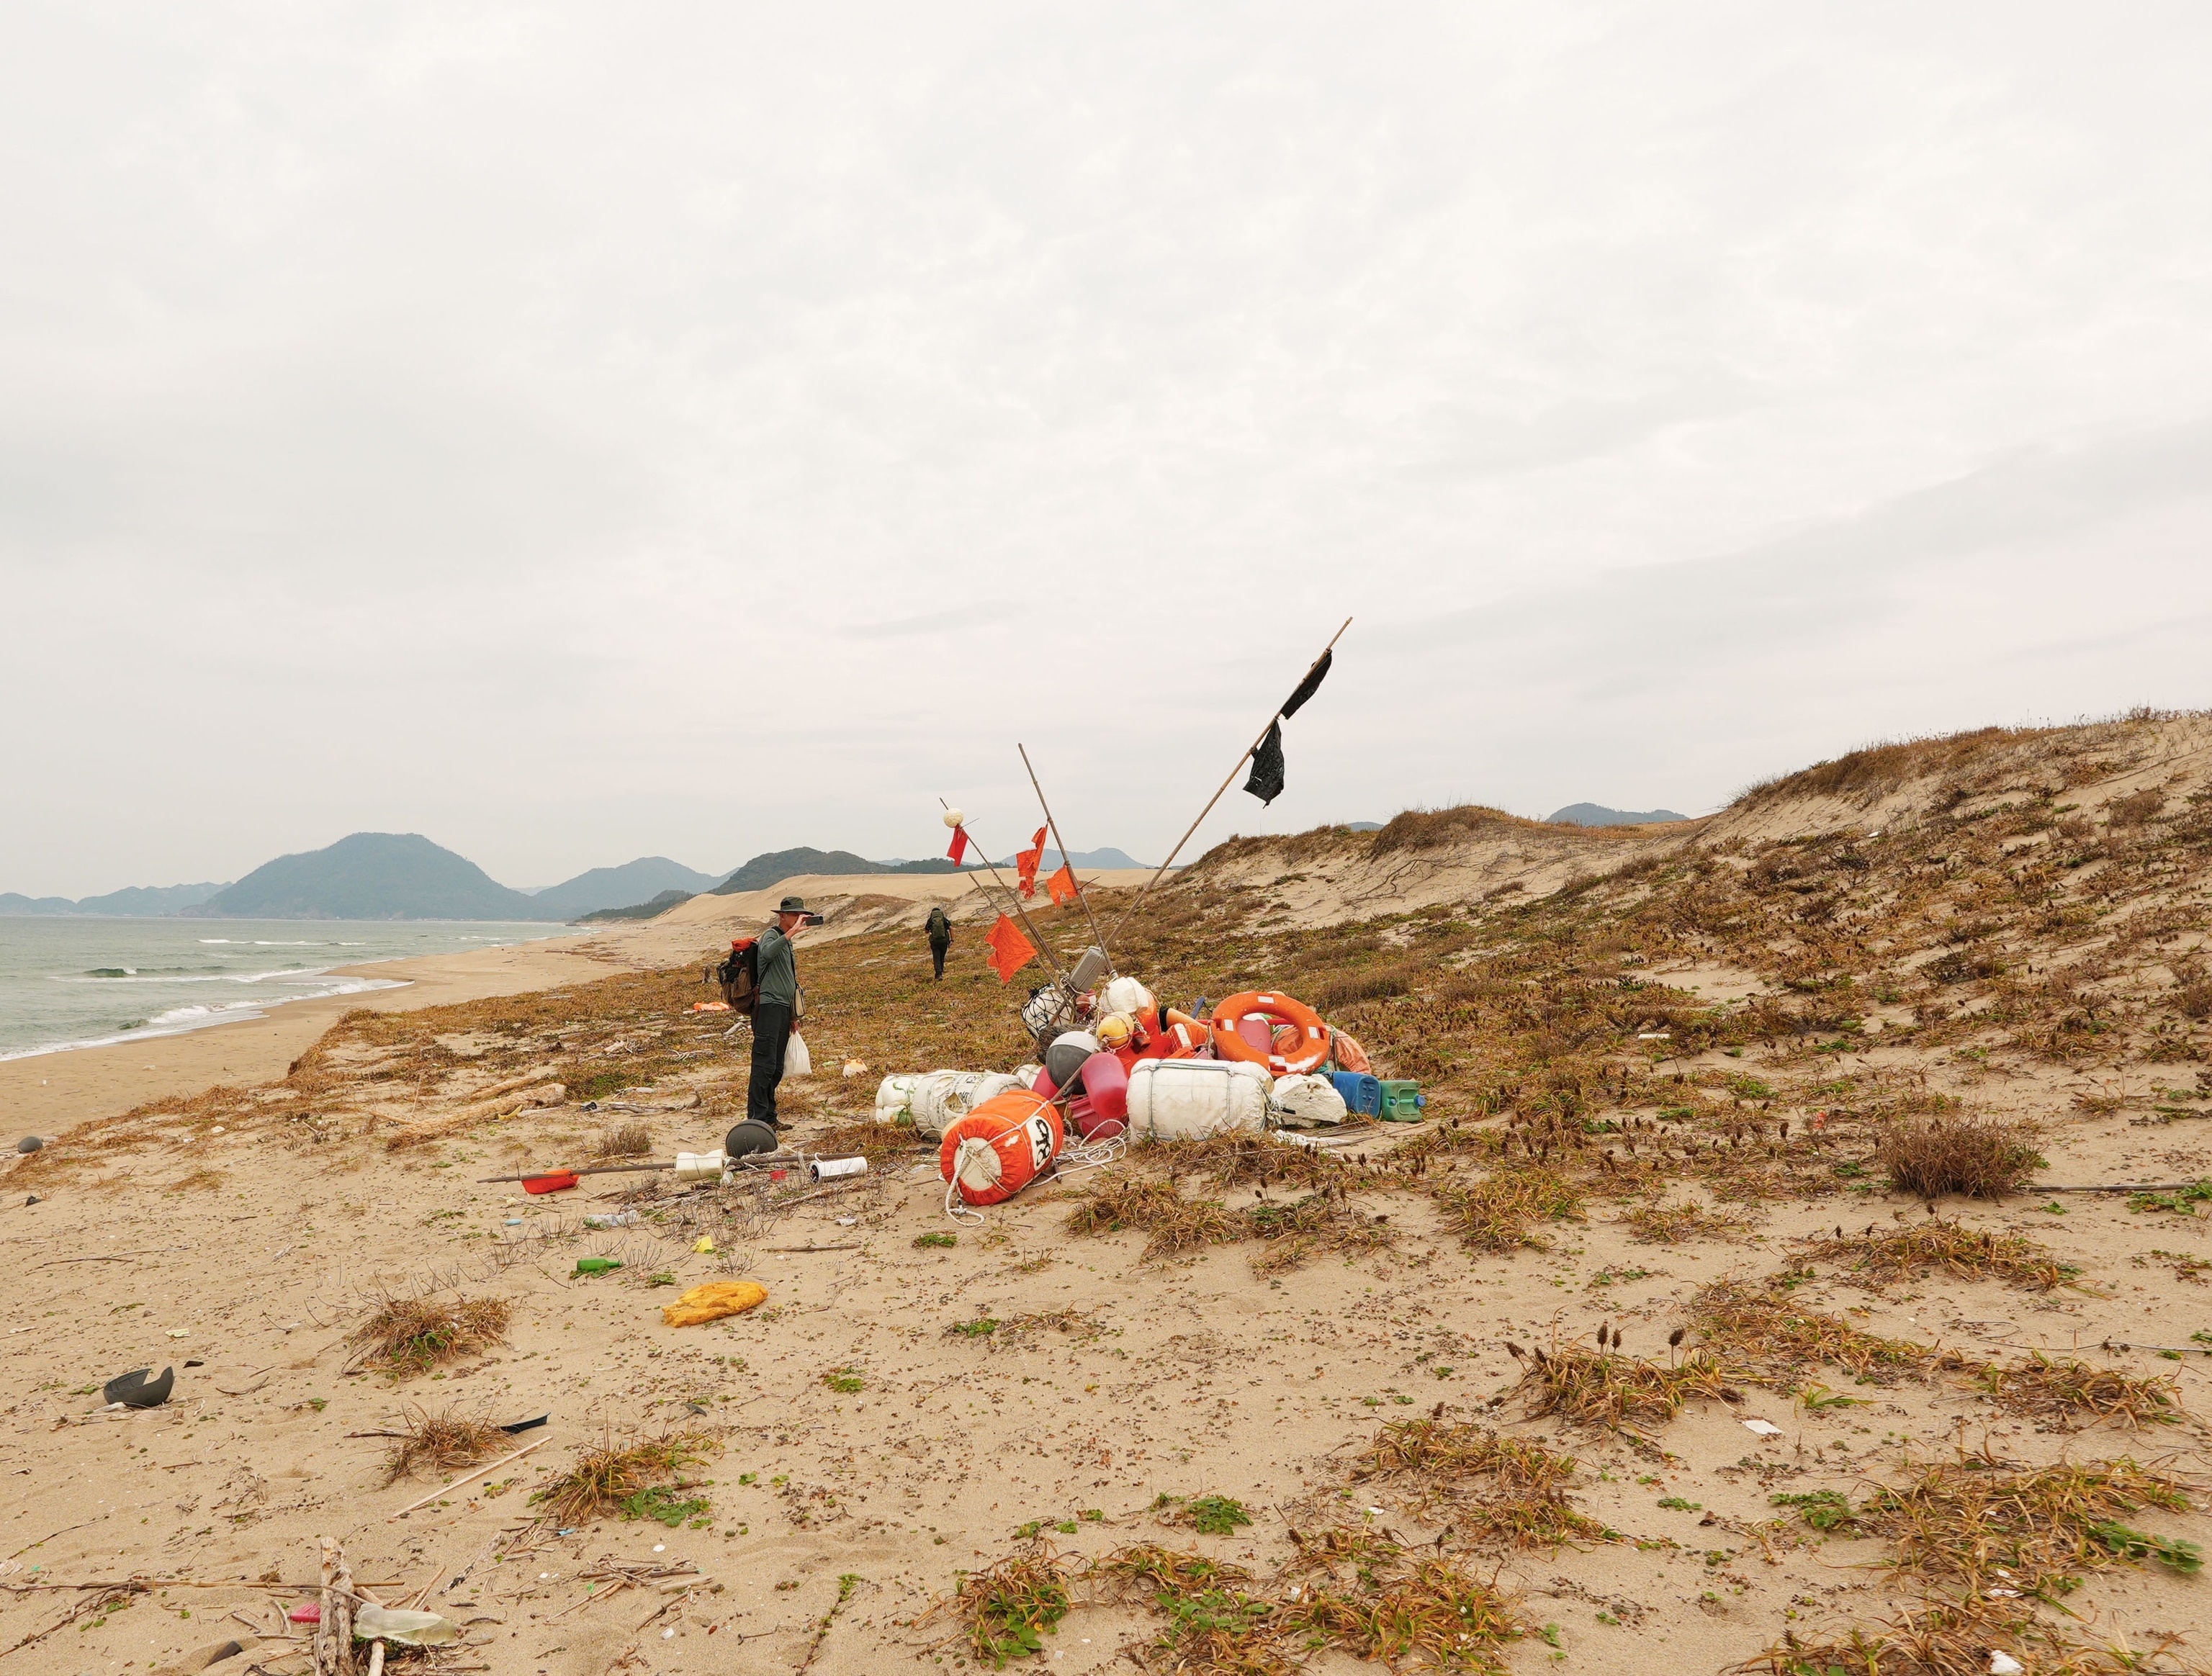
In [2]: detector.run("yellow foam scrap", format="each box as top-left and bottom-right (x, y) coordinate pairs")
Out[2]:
(660, 1280), (768, 1328)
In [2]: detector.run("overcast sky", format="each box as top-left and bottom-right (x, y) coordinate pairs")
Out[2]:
(5, 3), (2211, 897)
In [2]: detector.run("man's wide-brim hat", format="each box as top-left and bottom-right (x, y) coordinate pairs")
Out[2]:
(776, 896), (809, 915)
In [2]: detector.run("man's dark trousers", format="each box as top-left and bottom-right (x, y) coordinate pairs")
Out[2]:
(930, 940), (948, 980)
(749, 1002), (792, 1127)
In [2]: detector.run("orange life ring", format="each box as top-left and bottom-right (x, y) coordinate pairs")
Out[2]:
(1210, 991), (1330, 1077)
(939, 1089), (1065, 1206)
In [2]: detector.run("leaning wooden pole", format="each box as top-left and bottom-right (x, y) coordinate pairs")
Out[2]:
(1017, 742), (1112, 968)
(1107, 617), (1352, 945)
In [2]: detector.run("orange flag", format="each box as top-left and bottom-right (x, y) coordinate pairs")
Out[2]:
(985, 914), (1037, 983)
(1015, 826), (1048, 898)
(1046, 863), (1079, 906)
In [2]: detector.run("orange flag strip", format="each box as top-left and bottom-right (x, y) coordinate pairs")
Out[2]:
(1046, 864), (1079, 906)
(986, 914), (1038, 983)
(1016, 826), (1047, 898)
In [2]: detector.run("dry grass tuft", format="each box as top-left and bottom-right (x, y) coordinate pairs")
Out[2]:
(1804, 1220), (2072, 1290)
(1432, 1166), (1583, 1252)
(1353, 1421), (1613, 1547)
(376, 1404), (508, 1486)
(1244, 1192), (1396, 1275)
(1874, 1115), (2041, 1199)
(1095, 1544), (1290, 1676)
(934, 1546), (1075, 1667)
(1096, 1536), (1529, 1676)
(809, 1118), (930, 1170)
(594, 1121), (652, 1158)
(1755, 1454), (2203, 1675)
(1507, 1340), (1732, 1430)
(1065, 1177), (1244, 1261)
(1626, 1201), (1750, 1243)
(1285, 1556), (1524, 1674)
(1970, 1353), (2182, 1428)
(1693, 1279), (1936, 1384)
(348, 1294), (511, 1377)
(1144, 1132), (1373, 1193)
(534, 1430), (716, 1526)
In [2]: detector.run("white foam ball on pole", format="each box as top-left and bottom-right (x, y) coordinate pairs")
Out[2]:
(942, 808), (966, 829)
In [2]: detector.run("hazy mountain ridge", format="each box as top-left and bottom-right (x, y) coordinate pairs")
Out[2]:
(194, 833), (557, 922)
(0, 881), (230, 917)
(524, 858), (724, 919)
(709, 847), (979, 896)
(986, 846), (1153, 870)
(1547, 801), (1689, 826)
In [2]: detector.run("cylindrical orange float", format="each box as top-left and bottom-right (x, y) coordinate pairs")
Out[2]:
(1210, 990), (1331, 1077)
(939, 1089), (1065, 1206)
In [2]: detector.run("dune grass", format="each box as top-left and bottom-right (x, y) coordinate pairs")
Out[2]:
(349, 1294), (511, 1377)
(534, 1430), (716, 1526)
(1802, 1220), (2072, 1290)
(374, 1403), (509, 1486)
(1875, 1116), (2042, 1199)
(1431, 1166), (1583, 1252)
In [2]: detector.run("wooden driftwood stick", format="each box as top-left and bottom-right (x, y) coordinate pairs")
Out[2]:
(387, 1438), (546, 1520)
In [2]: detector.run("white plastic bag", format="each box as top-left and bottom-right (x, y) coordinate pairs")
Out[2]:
(786, 1032), (812, 1077)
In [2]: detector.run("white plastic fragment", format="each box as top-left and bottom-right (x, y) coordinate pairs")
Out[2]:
(352, 1605), (458, 1646)
(1741, 1418), (1784, 1437)
(1990, 1654), (2025, 1675)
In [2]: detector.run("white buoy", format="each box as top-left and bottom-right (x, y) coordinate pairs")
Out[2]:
(942, 807), (966, 828)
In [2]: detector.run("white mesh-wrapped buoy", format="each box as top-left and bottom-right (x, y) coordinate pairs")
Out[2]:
(942, 808), (966, 828)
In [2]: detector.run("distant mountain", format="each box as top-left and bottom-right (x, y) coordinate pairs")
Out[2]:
(577, 888), (695, 924)
(0, 881), (229, 917)
(710, 847), (983, 896)
(527, 857), (724, 920)
(987, 847), (1153, 870)
(1547, 803), (1689, 826)
(196, 833), (562, 922)
(1344, 822), (1384, 833)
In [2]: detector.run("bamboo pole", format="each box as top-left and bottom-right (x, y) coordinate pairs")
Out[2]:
(1107, 617), (1352, 944)
(1017, 743), (1112, 969)
(387, 1439), (547, 1521)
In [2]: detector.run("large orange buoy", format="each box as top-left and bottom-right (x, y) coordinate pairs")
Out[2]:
(1209, 991), (1331, 1077)
(939, 1089), (1065, 1206)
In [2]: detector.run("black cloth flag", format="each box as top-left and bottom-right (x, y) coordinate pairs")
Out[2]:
(1244, 719), (1285, 806)
(1278, 648), (1332, 719)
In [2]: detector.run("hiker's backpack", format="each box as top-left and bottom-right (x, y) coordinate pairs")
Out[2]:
(716, 938), (760, 1015)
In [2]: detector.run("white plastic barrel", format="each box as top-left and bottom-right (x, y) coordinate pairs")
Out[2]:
(1126, 1059), (1270, 1140)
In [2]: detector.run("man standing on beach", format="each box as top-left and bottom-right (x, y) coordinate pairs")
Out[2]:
(925, 904), (952, 981)
(747, 896), (807, 1132)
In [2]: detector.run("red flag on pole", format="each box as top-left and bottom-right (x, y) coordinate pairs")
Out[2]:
(985, 914), (1037, 982)
(1046, 863), (1078, 906)
(946, 824), (971, 866)
(1015, 826), (1047, 898)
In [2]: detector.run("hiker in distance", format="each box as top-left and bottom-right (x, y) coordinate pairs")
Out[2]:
(732, 896), (809, 1156)
(926, 903), (952, 980)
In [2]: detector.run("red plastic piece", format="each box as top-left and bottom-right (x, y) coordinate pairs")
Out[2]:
(521, 1171), (579, 1194)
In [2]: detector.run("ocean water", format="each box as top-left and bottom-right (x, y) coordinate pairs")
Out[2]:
(0, 917), (567, 1060)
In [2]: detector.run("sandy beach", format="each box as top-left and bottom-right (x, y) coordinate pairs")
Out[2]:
(4, 729), (2211, 1676)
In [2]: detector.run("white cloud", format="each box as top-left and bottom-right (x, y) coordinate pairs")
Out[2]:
(1, 2), (2209, 893)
